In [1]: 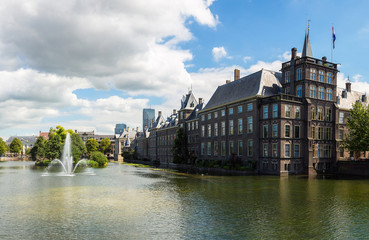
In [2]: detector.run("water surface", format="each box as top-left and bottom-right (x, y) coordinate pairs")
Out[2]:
(0, 161), (368, 239)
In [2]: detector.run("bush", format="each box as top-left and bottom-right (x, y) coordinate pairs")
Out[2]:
(35, 159), (52, 167)
(86, 160), (99, 168)
(91, 151), (108, 167)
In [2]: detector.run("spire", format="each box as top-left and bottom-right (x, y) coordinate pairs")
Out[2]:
(302, 21), (313, 58)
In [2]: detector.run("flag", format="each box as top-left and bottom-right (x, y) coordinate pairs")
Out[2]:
(332, 26), (336, 49)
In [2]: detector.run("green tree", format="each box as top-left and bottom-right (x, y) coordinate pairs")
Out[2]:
(0, 137), (7, 156)
(30, 136), (47, 161)
(172, 127), (187, 164)
(50, 125), (74, 144)
(99, 138), (111, 154)
(86, 139), (99, 156)
(343, 101), (369, 158)
(45, 134), (62, 160)
(71, 133), (86, 162)
(9, 138), (23, 154)
(91, 151), (108, 167)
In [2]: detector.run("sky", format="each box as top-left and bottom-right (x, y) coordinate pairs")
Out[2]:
(2, 0), (369, 140)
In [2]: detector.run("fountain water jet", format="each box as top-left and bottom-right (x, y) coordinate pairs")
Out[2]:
(45, 133), (92, 176)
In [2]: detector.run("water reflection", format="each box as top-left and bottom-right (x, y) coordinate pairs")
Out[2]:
(1, 161), (369, 239)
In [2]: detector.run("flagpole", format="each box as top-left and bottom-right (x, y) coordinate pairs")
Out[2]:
(331, 25), (333, 62)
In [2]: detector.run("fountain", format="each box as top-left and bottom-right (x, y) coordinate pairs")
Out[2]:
(45, 133), (92, 176)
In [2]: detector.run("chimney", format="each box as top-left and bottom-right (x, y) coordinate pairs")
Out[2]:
(127, 127), (130, 131)
(291, 48), (297, 60)
(158, 111), (162, 116)
(322, 56), (327, 62)
(199, 98), (203, 104)
(362, 94), (367, 102)
(136, 127), (139, 132)
(346, 82), (351, 92)
(234, 69), (240, 81)
(226, 80), (231, 84)
(173, 109), (176, 114)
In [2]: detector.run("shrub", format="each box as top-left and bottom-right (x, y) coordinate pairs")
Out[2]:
(91, 151), (108, 167)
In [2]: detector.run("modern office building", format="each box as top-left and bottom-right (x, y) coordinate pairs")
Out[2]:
(114, 123), (127, 135)
(143, 108), (155, 130)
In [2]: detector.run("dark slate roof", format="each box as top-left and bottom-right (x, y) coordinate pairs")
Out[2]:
(302, 31), (313, 58)
(186, 102), (204, 121)
(202, 69), (282, 111)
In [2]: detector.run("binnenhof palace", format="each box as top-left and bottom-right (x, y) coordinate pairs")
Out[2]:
(133, 30), (364, 176)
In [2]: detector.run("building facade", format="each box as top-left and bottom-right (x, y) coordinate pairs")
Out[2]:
(134, 30), (364, 176)
(143, 108), (155, 130)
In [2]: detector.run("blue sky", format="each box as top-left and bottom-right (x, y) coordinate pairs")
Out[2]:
(1, 0), (369, 140)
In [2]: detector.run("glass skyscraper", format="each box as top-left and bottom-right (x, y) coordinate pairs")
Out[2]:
(143, 108), (155, 130)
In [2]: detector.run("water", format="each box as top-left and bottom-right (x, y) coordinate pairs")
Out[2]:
(1, 161), (369, 239)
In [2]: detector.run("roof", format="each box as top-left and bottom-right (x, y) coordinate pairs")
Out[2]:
(180, 90), (198, 110)
(187, 102), (204, 121)
(151, 114), (166, 130)
(337, 87), (366, 110)
(202, 69), (282, 111)
(302, 31), (313, 58)
(6, 136), (37, 145)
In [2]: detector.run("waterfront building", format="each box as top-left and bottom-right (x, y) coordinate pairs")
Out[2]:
(134, 29), (365, 175)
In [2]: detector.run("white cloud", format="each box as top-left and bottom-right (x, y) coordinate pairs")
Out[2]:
(243, 56), (252, 63)
(212, 46), (228, 62)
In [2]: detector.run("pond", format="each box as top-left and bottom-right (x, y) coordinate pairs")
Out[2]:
(0, 161), (368, 239)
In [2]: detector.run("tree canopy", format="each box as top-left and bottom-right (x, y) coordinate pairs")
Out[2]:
(9, 138), (22, 154)
(30, 136), (47, 161)
(71, 133), (86, 162)
(343, 101), (369, 154)
(172, 127), (187, 164)
(0, 137), (7, 156)
(86, 139), (99, 155)
(99, 138), (111, 154)
(45, 133), (62, 160)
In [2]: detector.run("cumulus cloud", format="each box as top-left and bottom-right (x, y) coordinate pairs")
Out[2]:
(243, 56), (252, 63)
(212, 46), (228, 62)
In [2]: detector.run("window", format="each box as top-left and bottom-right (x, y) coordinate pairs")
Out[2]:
(318, 127), (324, 140)
(196, 121), (198, 129)
(214, 112), (218, 118)
(201, 115), (205, 121)
(272, 143), (278, 157)
(207, 142), (211, 156)
(272, 124), (278, 137)
(191, 122), (194, 130)
(318, 107), (324, 120)
(221, 110), (225, 117)
(312, 126), (316, 139)
(207, 124), (211, 137)
(238, 106), (243, 113)
(318, 87), (324, 100)
(285, 71), (290, 83)
(326, 127), (332, 140)
(296, 85), (302, 97)
(229, 108), (233, 115)
(238, 141), (243, 156)
(285, 105), (291, 118)
(295, 106), (301, 119)
(318, 145), (323, 158)
(297, 68), (302, 80)
(294, 144), (300, 157)
(221, 121), (225, 136)
(295, 125), (300, 138)
(247, 103), (253, 111)
(284, 164), (291, 171)
(201, 143), (205, 155)
(263, 105), (268, 119)
(214, 142), (218, 156)
(326, 89), (332, 101)
(285, 87), (291, 94)
(310, 68), (316, 80)
(221, 141), (226, 156)
(214, 123), (218, 137)
(285, 144), (291, 157)
(263, 144), (268, 157)
(310, 85), (316, 98)
(319, 70), (324, 82)
(263, 125), (269, 138)
(326, 108), (332, 122)
(285, 125), (291, 138)
(248, 140), (253, 156)
(340, 147), (344, 157)
(273, 104), (278, 118)
(208, 113), (211, 120)
(311, 106), (316, 120)
(339, 130), (344, 140)
(201, 125), (205, 137)
(238, 119), (243, 134)
(187, 123), (190, 130)
(327, 72), (332, 84)
(229, 141), (234, 154)
(248, 117), (253, 133)
(339, 112), (344, 124)
(229, 120), (234, 135)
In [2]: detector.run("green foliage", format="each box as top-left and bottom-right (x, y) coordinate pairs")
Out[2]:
(86, 139), (99, 155)
(71, 133), (86, 162)
(91, 151), (108, 167)
(9, 138), (22, 154)
(343, 102), (369, 154)
(45, 134), (62, 160)
(30, 136), (47, 161)
(99, 138), (111, 154)
(122, 149), (137, 160)
(35, 159), (52, 166)
(0, 137), (7, 156)
(172, 127), (187, 164)
(85, 160), (99, 168)
(49, 125), (74, 144)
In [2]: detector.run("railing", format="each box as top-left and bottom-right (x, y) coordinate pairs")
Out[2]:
(282, 57), (337, 69)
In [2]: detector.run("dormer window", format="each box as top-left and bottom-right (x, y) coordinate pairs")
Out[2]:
(190, 102), (194, 107)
